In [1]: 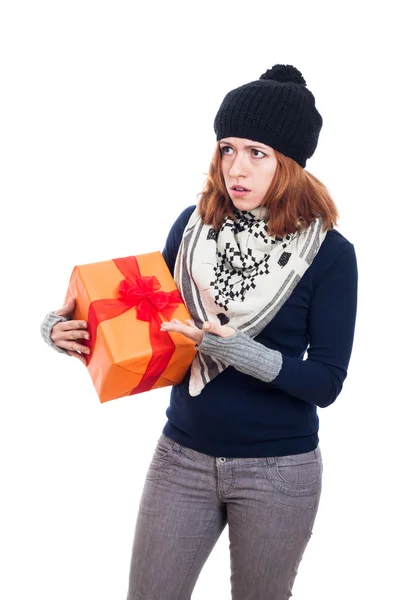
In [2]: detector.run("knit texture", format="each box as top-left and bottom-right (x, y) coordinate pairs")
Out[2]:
(197, 330), (283, 383)
(40, 312), (70, 355)
(214, 64), (323, 167)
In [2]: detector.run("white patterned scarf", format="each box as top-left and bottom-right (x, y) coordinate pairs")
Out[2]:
(174, 204), (327, 396)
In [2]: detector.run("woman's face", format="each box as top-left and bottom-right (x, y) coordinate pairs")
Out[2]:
(219, 137), (277, 211)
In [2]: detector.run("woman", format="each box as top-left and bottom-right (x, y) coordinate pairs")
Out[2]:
(41, 64), (358, 599)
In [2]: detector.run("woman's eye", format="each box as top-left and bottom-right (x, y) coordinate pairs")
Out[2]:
(221, 146), (233, 155)
(220, 146), (266, 158)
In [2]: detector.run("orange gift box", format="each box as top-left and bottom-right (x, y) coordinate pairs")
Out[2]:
(64, 252), (197, 403)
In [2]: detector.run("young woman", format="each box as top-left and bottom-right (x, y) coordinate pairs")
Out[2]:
(41, 64), (358, 599)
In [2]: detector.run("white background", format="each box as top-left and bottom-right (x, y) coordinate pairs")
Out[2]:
(1, 1), (399, 598)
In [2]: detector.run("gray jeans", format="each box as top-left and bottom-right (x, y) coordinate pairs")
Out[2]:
(127, 433), (322, 600)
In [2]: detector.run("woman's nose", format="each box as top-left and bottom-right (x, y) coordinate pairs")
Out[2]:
(229, 153), (248, 177)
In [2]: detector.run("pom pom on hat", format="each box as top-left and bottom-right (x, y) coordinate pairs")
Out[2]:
(259, 64), (307, 87)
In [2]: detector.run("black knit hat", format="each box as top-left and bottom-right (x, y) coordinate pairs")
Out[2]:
(213, 64), (323, 168)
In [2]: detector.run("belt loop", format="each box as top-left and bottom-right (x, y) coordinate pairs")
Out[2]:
(266, 456), (275, 466)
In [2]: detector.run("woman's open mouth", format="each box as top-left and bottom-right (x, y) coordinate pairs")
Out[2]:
(230, 185), (251, 197)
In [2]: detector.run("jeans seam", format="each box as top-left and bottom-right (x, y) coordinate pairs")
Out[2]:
(217, 465), (236, 498)
(250, 469), (321, 508)
(275, 466), (321, 487)
(265, 467), (321, 497)
(176, 509), (219, 600)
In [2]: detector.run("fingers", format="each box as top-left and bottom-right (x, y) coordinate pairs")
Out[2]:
(161, 319), (197, 333)
(66, 350), (88, 366)
(56, 338), (91, 354)
(52, 321), (89, 340)
(55, 319), (88, 332)
(52, 328), (89, 342)
(161, 320), (185, 333)
(54, 297), (76, 317)
(160, 318), (204, 344)
(51, 319), (91, 355)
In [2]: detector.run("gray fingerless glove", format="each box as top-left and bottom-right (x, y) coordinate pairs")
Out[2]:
(197, 329), (283, 383)
(40, 312), (71, 356)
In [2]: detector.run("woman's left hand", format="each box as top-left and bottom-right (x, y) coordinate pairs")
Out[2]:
(160, 319), (236, 345)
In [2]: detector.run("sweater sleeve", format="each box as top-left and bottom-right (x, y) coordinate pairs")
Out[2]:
(272, 242), (358, 408)
(162, 205), (196, 275)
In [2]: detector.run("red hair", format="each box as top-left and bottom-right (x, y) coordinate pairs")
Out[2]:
(198, 144), (339, 237)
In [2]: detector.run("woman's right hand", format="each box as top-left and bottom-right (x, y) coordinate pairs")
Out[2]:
(51, 297), (91, 365)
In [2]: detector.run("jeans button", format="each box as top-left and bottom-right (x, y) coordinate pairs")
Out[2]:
(219, 457), (227, 463)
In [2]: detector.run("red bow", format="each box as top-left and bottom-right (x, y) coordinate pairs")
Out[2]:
(84, 256), (183, 396)
(118, 274), (178, 321)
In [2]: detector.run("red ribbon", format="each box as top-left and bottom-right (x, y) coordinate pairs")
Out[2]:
(84, 256), (183, 395)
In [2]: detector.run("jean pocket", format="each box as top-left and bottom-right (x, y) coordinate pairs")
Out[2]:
(145, 434), (180, 481)
(251, 449), (322, 509)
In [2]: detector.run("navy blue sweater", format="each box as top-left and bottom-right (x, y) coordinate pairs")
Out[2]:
(162, 205), (358, 457)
